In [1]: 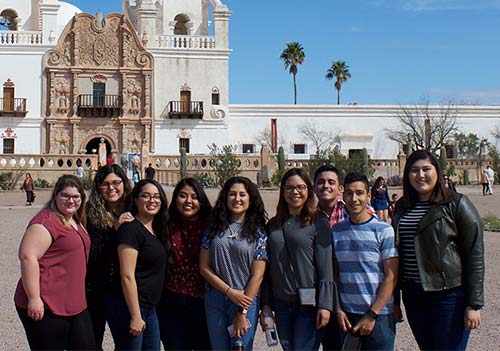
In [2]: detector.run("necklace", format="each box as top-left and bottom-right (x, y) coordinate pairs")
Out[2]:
(227, 222), (242, 239)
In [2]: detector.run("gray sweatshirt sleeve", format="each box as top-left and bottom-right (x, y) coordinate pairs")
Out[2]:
(314, 217), (335, 311)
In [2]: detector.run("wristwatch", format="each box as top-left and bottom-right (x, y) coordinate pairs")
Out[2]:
(238, 306), (248, 315)
(469, 305), (482, 311)
(365, 309), (379, 320)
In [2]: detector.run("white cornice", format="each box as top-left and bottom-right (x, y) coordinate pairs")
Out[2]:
(149, 48), (231, 60)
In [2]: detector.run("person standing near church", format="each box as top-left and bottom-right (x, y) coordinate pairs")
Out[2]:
(145, 163), (156, 180)
(486, 165), (495, 195)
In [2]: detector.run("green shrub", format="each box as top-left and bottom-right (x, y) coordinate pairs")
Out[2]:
(193, 172), (217, 188)
(271, 168), (286, 187)
(34, 178), (51, 188)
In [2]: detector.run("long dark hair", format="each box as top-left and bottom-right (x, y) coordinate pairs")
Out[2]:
(370, 176), (386, 199)
(400, 149), (450, 208)
(168, 177), (212, 223)
(275, 168), (316, 226)
(44, 174), (86, 226)
(208, 176), (267, 240)
(128, 179), (170, 245)
(87, 164), (132, 230)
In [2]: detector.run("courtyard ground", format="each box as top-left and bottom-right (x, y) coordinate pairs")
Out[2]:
(0, 186), (498, 350)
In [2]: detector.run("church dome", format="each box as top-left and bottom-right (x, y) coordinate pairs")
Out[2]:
(57, 1), (82, 33)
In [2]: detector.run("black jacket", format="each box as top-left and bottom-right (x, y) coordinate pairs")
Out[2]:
(393, 192), (484, 307)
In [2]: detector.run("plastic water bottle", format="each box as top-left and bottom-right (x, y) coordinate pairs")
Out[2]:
(263, 315), (278, 348)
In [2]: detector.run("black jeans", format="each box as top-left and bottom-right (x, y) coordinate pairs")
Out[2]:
(87, 292), (107, 350)
(157, 289), (211, 350)
(16, 306), (95, 350)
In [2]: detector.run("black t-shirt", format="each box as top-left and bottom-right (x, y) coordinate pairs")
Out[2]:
(117, 219), (167, 309)
(145, 167), (155, 179)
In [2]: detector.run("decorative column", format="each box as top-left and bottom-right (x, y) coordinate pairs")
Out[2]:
(137, 0), (159, 48)
(40, 0), (60, 45)
(72, 72), (79, 117)
(213, 4), (232, 50)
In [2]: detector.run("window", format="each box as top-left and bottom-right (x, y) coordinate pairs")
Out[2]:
(293, 144), (306, 154)
(242, 144), (254, 153)
(3, 138), (14, 153)
(173, 14), (189, 35)
(212, 92), (220, 105)
(180, 90), (191, 113)
(93, 83), (105, 107)
(179, 138), (190, 153)
(348, 149), (363, 159)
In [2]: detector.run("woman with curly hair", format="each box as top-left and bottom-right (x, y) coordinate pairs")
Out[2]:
(85, 164), (133, 349)
(261, 168), (334, 351)
(158, 177), (212, 350)
(371, 176), (390, 222)
(108, 179), (169, 350)
(200, 176), (268, 351)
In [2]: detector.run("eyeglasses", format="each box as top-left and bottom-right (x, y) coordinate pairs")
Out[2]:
(59, 193), (82, 202)
(100, 179), (123, 189)
(284, 184), (308, 193)
(139, 193), (162, 202)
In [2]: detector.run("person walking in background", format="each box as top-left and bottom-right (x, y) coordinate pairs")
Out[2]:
(480, 170), (489, 196)
(333, 173), (398, 350)
(158, 178), (212, 350)
(108, 179), (169, 350)
(388, 193), (399, 221)
(371, 176), (390, 222)
(145, 163), (156, 180)
(486, 165), (495, 195)
(14, 175), (95, 350)
(21, 173), (35, 206)
(199, 176), (268, 351)
(393, 150), (484, 350)
(86, 164), (133, 350)
(262, 168), (334, 351)
(76, 163), (84, 180)
(444, 175), (457, 192)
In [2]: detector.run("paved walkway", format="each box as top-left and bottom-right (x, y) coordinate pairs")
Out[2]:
(1, 186), (498, 350)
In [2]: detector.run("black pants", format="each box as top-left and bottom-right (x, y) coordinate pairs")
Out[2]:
(157, 289), (211, 350)
(17, 306), (95, 350)
(321, 316), (343, 351)
(87, 292), (107, 350)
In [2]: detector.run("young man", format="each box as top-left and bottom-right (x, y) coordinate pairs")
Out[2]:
(333, 172), (398, 350)
(144, 163), (156, 180)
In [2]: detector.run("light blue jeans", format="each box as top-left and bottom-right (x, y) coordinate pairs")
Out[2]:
(204, 288), (259, 351)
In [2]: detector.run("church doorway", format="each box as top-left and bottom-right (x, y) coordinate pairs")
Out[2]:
(85, 137), (111, 155)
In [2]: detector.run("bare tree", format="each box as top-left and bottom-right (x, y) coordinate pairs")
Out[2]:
(491, 125), (500, 147)
(255, 127), (286, 150)
(298, 122), (340, 156)
(384, 98), (459, 153)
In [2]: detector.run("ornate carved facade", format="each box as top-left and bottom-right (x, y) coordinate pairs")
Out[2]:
(43, 13), (154, 155)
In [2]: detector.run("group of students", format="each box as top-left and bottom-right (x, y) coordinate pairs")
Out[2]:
(14, 149), (484, 351)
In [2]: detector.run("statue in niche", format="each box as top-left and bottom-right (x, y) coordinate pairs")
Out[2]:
(128, 129), (142, 153)
(126, 80), (142, 115)
(54, 79), (71, 114)
(54, 129), (70, 154)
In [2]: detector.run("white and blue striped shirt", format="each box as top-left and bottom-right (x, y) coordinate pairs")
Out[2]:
(333, 216), (398, 315)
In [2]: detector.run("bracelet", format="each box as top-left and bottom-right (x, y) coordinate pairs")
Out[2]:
(238, 306), (249, 315)
(224, 286), (231, 295)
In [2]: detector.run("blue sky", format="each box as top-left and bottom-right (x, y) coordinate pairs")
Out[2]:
(65, 0), (500, 105)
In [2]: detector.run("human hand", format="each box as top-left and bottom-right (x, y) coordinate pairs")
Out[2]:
(352, 316), (376, 336)
(464, 306), (481, 330)
(316, 309), (330, 329)
(129, 317), (146, 336)
(336, 310), (352, 333)
(393, 304), (404, 323)
(115, 212), (134, 229)
(259, 305), (275, 331)
(233, 314), (250, 339)
(227, 289), (253, 309)
(27, 297), (44, 321)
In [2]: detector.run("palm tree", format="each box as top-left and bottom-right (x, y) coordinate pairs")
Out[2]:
(326, 60), (351, 105)
(280, 42), (305, 104)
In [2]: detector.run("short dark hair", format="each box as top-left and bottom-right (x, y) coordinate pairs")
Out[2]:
(343, 172), (369, 191)
(314, 164), (343, 184)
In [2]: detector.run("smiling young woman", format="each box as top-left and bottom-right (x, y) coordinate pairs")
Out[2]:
(393, 150), (484, 350)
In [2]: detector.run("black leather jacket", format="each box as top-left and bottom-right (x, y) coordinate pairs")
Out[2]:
(393, 192), (484, 307)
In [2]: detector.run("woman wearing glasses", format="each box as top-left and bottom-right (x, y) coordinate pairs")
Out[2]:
(86, 164), (133, 349)
(108, 179), (169, 350)
(14, 175), (95, 350)
(261, 168), (334, 350)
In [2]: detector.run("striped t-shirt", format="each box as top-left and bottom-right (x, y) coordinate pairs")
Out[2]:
(398, 202), (432, 283)
(333, 216), (398, 315)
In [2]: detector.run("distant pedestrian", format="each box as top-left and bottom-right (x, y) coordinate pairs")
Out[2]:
(480, 170), (489, 196)
(444, 175), (456, 192)
(144, 163), (156, 180)
(388, 193), (399, 221)
(486, 165), (495, 195)
(76, 164), (84, 179)
(371, 176), (390, 222)
(132, 167), (140, 185)
(21, 173), (35, 206)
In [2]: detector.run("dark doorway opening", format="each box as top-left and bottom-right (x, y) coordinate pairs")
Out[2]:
(85, 137), (111, 155)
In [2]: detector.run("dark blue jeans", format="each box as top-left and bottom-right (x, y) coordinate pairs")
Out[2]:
(342, 312), (395, 351)
(204, 288), (259, 351)
(273, 298), (324, 351)
(402, 282), (471, 350)
(106, 294), (161, 350)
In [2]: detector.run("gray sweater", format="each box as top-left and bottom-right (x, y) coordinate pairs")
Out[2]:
(262, 215), (335, 311)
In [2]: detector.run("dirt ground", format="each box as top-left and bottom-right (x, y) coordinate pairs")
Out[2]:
(1, 186), (498, 350)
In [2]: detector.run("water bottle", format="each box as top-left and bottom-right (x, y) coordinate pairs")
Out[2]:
(231, 338), (244, 351)
(263, 315), (278, 347)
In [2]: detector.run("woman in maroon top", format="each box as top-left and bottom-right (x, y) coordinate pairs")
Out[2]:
(14, 175), (95, 350)
(157, 177), (212, 350)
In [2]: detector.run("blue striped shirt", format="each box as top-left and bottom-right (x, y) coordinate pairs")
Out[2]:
(333, 216), (398, 315)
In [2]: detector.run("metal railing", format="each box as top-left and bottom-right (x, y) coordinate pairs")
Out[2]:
(77, 94), (122, 118)
(0, 98), (27, 116)
(167, 101), (204, 119)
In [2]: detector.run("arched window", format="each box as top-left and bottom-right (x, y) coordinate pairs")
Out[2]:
(173, 14), (190, 35)
(211, 87), (220, 105)
(0, 9), (19, 31)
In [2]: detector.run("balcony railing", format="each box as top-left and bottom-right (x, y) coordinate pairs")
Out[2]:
(0, 31), (43, 45)
(168, 101), (204, 119)
(155, 35), (216, 49)
(0, 98), (27, 116)
(77, 94), (122, 118)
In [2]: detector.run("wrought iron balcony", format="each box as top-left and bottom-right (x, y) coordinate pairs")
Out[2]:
(77, 94), (122, 118)
(168, 101), (203, 119)
(0, 98), (27, 116)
